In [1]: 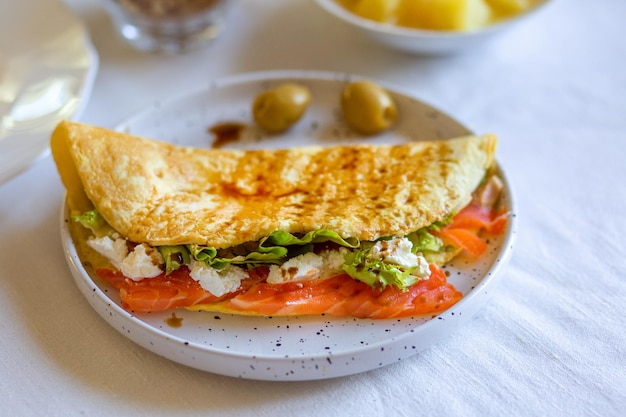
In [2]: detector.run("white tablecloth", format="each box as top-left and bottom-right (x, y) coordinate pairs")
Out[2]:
(1, 0), (624, 415)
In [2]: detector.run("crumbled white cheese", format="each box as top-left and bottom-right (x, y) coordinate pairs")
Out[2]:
(319, 247), (349, 278)
(189, 261), (248, 297)
(370, 237), (431, 279)
(370, 237), (417, 267)
(120, 243), (164, 280)
(267, 252), (324, 284)
(87, 236), (163, 280)
(410, 253), (431, 279)
(87, 235), (129, 269)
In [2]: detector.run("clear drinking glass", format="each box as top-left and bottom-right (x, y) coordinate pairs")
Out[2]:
(101, 0), (231, 53)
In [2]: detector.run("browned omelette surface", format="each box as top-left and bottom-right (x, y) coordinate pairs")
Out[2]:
(51, 121), (496, 248)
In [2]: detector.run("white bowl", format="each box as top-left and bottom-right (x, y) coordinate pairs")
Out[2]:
(0, 0), (98, 184)
(314, 0), (553, 55)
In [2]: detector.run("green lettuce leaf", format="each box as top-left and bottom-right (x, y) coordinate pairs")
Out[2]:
(342, 245), (420, 290)
(71, 209), (114, 237)
(259, 229), (360, 249)
(406, 228), (444, 254)
(188, 229), (361, 270)
(158, 245), (191, 275)
(73, 209), (446, 291)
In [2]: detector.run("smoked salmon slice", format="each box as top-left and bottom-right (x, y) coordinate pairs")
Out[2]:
(97, 265), (462, 318)
(446, 202), (509, 234)
(434, 202), (509, 258)
(97, 267), (267, 313)
(94, 202), (507, 318)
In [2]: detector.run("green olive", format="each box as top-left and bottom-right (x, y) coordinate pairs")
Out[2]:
(252, 83), (312, 133)
(340, 81), (398, 135)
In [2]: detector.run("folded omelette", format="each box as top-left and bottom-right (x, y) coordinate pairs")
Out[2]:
(53, 121), (495, 245)
(51, 120), (502, 317)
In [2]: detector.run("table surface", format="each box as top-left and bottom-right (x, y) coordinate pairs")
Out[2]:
(1, 0), (625, 416)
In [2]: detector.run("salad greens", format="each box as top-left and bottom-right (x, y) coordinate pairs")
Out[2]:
(73, 209), (450, 291)
(72, 209), (114, 237)
(343, 242), (421, 289)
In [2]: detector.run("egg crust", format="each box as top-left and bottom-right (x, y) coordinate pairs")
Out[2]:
(51, 120), (496, 248)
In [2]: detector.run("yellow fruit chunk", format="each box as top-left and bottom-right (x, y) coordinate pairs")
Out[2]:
(396, 0), (491, 31)
(486, 0), (532, 16)
(338, 0), (401, 23)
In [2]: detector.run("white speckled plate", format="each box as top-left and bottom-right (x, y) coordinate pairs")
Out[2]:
(61, 70), (516, 381)
(0, 0), (98, 184)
